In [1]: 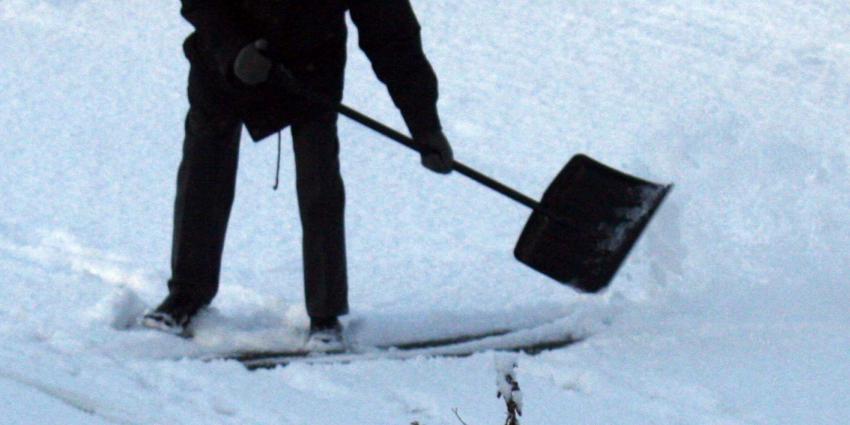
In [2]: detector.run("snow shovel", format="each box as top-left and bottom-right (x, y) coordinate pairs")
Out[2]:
(272, 66), (672, 293)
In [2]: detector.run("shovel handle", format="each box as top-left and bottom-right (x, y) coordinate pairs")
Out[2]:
(335, 104), (543, 211)
(276, 67), (565, 223)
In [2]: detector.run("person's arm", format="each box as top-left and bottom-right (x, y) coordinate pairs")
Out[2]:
(349, 0), (441, 138)
(181, 0), (254, 78)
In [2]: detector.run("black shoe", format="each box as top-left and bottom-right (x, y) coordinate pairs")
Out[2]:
(142, 292), (209, 336)
(306, 316), (344, 352)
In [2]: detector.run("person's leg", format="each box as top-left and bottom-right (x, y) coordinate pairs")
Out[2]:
(167, 68), (242, 312)
(291, 112), (349, 321)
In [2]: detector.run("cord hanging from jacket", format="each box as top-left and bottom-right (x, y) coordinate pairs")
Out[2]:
(273, 131), (282, 191)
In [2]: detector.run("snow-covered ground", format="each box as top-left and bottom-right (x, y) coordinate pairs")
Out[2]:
(1, 0), (848, 423)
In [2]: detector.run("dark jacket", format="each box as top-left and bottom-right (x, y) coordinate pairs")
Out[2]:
(181, 0), (441, 141)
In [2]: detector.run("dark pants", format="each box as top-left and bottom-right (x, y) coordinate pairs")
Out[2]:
(169, 69), (348, 319)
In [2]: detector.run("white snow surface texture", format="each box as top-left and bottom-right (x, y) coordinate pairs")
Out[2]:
(1, 0), (849, 424)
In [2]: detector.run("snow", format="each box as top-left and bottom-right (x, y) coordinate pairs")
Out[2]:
(1, 0), (849, 423)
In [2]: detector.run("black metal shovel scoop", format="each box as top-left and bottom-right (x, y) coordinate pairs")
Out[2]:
(514, 155), (671, 292)
(274, 68), (672, 293)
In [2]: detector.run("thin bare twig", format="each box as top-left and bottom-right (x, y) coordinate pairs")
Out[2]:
(452, 408), (471, 425)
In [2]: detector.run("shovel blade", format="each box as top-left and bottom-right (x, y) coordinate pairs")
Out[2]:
(514, 155), (672, 293)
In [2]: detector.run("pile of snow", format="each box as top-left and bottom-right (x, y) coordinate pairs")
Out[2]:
(1, 0), (848, 423)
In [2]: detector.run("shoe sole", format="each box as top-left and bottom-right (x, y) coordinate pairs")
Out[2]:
(141, 313), (186, 336)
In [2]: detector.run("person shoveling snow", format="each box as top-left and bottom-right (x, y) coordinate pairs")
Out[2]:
(143, 0), (453, 349)
(144, 0), (671, 356)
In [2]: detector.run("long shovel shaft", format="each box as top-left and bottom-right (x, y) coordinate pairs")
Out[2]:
(336, 103), (543, 212)
(275, 69), (557, 220)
